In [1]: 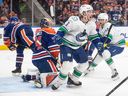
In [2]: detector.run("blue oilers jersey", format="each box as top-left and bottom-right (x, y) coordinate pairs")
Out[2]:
(35, 27), (60, 58)
(11, 22), (34, 47)
(4, 23), (15, 39)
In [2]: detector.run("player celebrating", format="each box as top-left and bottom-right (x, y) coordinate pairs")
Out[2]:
(51, 4), (103, 90)
(85, 13), (126, 80)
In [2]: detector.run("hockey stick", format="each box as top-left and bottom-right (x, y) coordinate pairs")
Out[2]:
(106, 76), (128, 96)
(36, 40), (62, 69)
(86, 24), (113, 71)
(93, 24), (113, 60)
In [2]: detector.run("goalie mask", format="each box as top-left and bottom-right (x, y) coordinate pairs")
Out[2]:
(40, 18), (51, 28)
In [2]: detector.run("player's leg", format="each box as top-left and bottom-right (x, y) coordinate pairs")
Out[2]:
(107, 46), (124, 80)
(51, 45), (74, 90)
(108, 45), (124, 57)
(12, 45), (25, 75)
(67, 47), (89, 86)
(32, 58), (58, 88)
(102, 50), (119, 80)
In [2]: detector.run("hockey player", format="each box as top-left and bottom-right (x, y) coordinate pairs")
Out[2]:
(4, 16), (37, 75)
(85, 13), (126, 80)
(35, 18), (60, 58)
(4, 16), (26, 75)
(51, 4), (104, 90)
(22, 18), (60, 88)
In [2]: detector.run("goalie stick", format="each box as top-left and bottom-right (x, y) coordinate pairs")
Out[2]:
(36, 40), (62, 70)
(106, 76), (128, 96)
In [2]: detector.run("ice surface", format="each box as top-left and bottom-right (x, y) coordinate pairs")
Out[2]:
(0, 48), (128, 96)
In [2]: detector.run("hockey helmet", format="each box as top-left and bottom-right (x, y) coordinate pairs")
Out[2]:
(97, 13), (108, 21)
(40, 18), (51, 27)
(9, 16), (19, 22)
(79, 4), (93, 15)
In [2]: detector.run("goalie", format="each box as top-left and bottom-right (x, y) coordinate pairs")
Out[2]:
(22, 18), (60, 88)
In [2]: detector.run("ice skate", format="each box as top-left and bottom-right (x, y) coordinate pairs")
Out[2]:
(51, 79), (63, 90)
(34, 79), (43, 88)
(67, 76), (82, 87)
(51, 77), (64, 90)
(12, 68), (21, 76)
(111, 69), (119, 81)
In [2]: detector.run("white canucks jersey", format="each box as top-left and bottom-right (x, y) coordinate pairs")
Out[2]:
(98, 22), (125, 46)
(58, 16), (98, 49)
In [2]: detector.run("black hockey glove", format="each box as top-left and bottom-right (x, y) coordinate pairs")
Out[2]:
(8, 43), (16, 51)
(97, 42), (104, 55)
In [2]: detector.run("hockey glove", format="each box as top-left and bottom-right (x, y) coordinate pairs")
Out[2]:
(8, 43), (16, 51)
(52, 35), (63, 45)
(97, 42), (104, 55)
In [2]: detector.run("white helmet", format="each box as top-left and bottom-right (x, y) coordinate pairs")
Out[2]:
(97, 13), (108, 21)
(79, 4), (93, 14)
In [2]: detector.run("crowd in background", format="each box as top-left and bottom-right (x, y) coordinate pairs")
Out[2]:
(0, 0), (128, 26)
(38, 0), (128, 26)
(0, 0), (23, 27)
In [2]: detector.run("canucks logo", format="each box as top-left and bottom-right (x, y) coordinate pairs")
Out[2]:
(76, 30), (87, 42)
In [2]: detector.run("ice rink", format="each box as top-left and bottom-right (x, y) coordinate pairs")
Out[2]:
(0, 48), (128, 96)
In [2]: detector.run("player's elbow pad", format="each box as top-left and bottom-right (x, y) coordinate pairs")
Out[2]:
(4, 38), (11, 47)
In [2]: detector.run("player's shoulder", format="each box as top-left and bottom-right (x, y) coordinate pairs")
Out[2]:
(68, 16), (80, 22)
(42, 27), (56, 35)
(104, 22), (112, 28)
(4, 23), (15, 31)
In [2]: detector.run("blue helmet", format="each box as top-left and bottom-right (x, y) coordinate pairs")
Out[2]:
(9, 16), (19, 22)
(40, 18), (50, 27)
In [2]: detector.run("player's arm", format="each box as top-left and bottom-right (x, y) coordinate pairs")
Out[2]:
(52, 16), (77, 45)
(88, 23), (104, 52)
(3, 29), (16, 51)
(110, 27), (126, 47)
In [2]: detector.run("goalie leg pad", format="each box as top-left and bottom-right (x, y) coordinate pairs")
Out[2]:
(39, 73), (58, 87)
